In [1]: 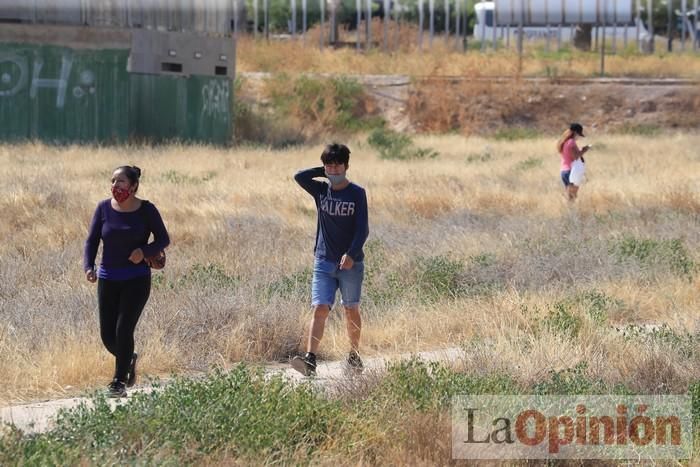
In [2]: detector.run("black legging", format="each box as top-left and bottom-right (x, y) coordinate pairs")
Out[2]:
(97, 276), (151, 381)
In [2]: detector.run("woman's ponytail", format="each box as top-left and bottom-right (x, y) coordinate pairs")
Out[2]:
(556, 129), (574, 154)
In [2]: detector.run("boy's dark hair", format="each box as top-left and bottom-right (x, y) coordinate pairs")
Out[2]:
(320, 143), (350, 166)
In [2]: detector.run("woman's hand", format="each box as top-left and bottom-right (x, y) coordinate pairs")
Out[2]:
(129, 248), (145, 264)
(86, 269), (96, 283)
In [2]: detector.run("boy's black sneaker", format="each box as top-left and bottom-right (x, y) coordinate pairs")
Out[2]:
(291, 352), (317, 377)
(346, 350), (364, 373)
(107, 379), (127, 398)
(126, 353), (138, 388)
(346, 350), (364, 372)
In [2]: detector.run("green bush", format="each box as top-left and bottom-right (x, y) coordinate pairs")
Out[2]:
(415, 255), (464, 301)
(364, 252), (501, 306)
(0, 366), (345, 464)
(469, 253), (496, 267)
(162, 170), (216, 184)
(268, 75), (383, 135)
(492, 127), (541, 141)
(575, 290), (620, 325)
(367, 128), (438, 160)
(690, 380), (700, 431)
(156, 264), (239, 290)
(371, 358), (518, 412)
(264, 268), (313, 301)
(178, 263), (239, 289)
(329, 78), (383, 132)
(465, 151), (492, 163)
(2, 360), (698, 464)
(621, 324), (698, 359)
(614, 123), (661, 136)
(544, 301), (582, 338)
(365, 269), (407, 307)
(613, 236), (697, 281)
(532, 362), (623, 395)
(151, 272), (167, 289)
(514, 157), (543, 171)
(457, 253), (504, 298)
(234, 77), (308, 147)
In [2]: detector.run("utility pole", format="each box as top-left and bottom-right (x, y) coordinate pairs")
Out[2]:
(647, 0), (654, 52)
(668, 0), (673, 51)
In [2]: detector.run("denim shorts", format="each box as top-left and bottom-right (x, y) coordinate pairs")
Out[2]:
(561, 170), (572, 187)
(311, 257), (364, 307)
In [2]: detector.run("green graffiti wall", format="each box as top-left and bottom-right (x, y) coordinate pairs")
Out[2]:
(0, 43), (232, 145)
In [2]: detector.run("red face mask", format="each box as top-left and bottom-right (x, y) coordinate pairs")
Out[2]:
(111, 186), (130, 203)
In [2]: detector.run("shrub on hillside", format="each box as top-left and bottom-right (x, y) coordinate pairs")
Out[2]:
(367, 128), (438, 160)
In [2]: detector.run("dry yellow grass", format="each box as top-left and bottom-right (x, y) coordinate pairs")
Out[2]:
(0, 132), (699, 404)
(237, 31), (700, 78)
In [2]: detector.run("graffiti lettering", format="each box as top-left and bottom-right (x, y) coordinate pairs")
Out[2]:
(201, 80), (230, 119)
(30, 54), (72, 108)
(72, 68), (96, 101)
(0, 52), (96, 108)
(0, 55), (28, 97)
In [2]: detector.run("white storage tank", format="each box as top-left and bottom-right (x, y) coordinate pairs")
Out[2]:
(493, 0), (634, 26)
(473, 1), (648, 43)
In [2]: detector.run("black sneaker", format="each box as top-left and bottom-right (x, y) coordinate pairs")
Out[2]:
(126, 353), (138, 388)
(291, 352), (317, 377)
(107, 379), (127, 398)
(347, 350), (363, 373)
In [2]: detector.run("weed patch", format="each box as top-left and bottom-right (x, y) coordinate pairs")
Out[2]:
(514, 157), (543, 171)
(414, 255), (464, 301)
(613, 236), (697, 281)
(367, 128), (438, 160)
(543, 301), (582, 338)
(620, 324), (699, 359)
(465, 150), (493, 163)
(492, 127), (541, 141)
(162, 170), (217, 184)
(0, 367), (343, 463)
(614, 123), (662, 136)
(532, 362), (622, 395)
(177, 263), (239, 289)
(267, 74), (383, 137)
(264, 268), (313, 301)
(2, 360), (698, 464)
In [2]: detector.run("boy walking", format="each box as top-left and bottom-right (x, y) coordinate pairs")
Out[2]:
(291, 144), (369, 376)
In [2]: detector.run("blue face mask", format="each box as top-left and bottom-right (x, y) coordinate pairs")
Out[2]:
(326, 173), (347, 186)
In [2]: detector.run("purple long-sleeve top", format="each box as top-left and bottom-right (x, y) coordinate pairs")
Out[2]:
(84, 199), (170, 280)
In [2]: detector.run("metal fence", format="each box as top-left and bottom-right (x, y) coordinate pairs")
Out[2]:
(235, 0), (699, 57)
(0, 0), (698, 55)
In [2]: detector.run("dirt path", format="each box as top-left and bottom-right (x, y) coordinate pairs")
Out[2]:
(0, 348), (462, 435)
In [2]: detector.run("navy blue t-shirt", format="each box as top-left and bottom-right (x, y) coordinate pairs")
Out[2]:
(294, 167), (369, 263)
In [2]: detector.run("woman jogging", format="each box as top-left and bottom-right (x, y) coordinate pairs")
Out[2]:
(557, 123), (591, 201)
(84, 165), (170, 397)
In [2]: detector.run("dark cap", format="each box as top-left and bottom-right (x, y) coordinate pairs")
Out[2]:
(570, 123), (585, 137)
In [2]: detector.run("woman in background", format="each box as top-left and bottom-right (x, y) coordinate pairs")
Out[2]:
(557, 123), (591, 201)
